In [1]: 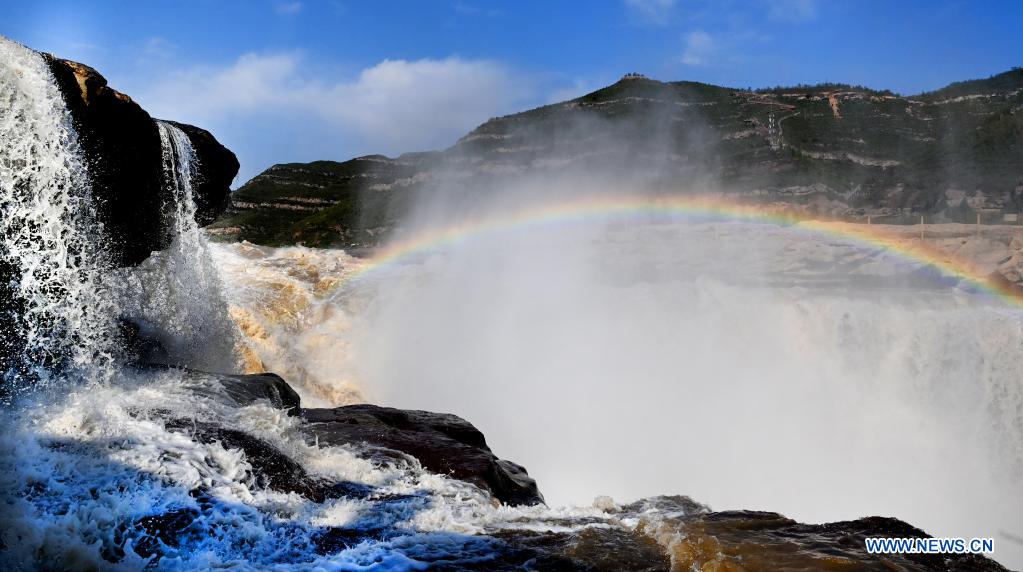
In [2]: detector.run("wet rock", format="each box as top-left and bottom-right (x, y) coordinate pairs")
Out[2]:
(194, 372), (544, 505)
(631, 504), (1009, 572)
(42, 54), (237, 266)
(301, 405), (545, 506)
(118, 319), (171, 366)
(493, 528), (671, 571)
(212, 372), (302, 414)
(132, 507), (199, 558)
(312, 527), (379, 554)
(320, 481), (377, 499)
(163, 369), (547, 507)
(163, 418), (322, 499)
(162, 414), (392, 504)
(163, 120), (237, 226)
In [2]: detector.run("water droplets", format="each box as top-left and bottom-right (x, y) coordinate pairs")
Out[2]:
(0, 36), (118, 393)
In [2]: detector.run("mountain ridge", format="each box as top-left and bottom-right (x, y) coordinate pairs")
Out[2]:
(210, 68), (1023, 248)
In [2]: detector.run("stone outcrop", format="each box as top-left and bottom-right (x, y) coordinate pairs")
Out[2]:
(43, 54), (238, 266)
(302, 404), (545, 506)
(164, 369), (543, 506)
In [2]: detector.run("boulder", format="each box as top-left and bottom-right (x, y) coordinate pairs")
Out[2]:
(167, 370), (543, 506)
(163, 418), (322, 499)
(301, 404), (545, 506)
(191, 370), (302, 414)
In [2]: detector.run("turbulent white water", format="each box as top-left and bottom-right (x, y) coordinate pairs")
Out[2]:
(0, 37), (118, 389)
(113, 121), (239, 371)
(1, 362), (628, 569)
(211, 242), (365, 406)
(188, 219), (1023, 566)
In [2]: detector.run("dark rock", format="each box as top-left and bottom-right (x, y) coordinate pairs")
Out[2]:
(125, 367), (302, 414)
(312, 527), (379, 554)
(161, 414), (389, 504)
(628, 504), (1010, 571)
(42, 55), (163, 267)
(41, 54), (237, 266)
(320, 481), (377, 500)
(118, 319), (171, 366)
(164, 120), (237, 226)
(212, 372), (302, 414)
(301, 405), (545, 506)
(492, 528), (671, 572)
(177, 372), (543, 505)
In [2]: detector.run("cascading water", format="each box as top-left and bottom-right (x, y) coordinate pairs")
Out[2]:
(211, 241), (366, 406)
(0, 37), (118, 393)
(114, 121), (239, 371)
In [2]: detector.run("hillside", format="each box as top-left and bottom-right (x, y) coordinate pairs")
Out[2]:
(210, 69), (1023, 248)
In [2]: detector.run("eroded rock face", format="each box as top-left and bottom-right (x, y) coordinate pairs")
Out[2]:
(42, 54), (238, 266)
(622, 502), (1008, 572)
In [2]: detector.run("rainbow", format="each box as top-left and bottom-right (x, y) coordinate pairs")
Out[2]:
(338, 195), (1023, 308)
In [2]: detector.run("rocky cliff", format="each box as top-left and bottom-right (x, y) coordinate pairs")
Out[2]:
(44, 54), (238, 265)
(211, 69), (1023, 248)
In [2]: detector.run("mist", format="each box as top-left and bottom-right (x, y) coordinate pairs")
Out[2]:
(334, 101), (1023, 564)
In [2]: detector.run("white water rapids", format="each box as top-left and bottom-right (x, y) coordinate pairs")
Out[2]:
(0, 33), (1021, 569)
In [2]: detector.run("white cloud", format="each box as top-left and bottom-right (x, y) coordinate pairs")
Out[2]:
(134, 52), (536, 175)
(765, 0), (818, 22)
(545, 78), (594, 104)
(624, 0), (676, 25)
(274, 1), (303, 15)
(325, 58), (530, 150)
(681, 30), (714, 66)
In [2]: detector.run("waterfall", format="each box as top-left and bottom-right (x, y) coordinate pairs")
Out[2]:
(115, 121), (238, 370)
(0, 37), (118, 393)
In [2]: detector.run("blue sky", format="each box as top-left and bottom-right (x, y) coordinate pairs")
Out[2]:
(4, 0), (1021, 184)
